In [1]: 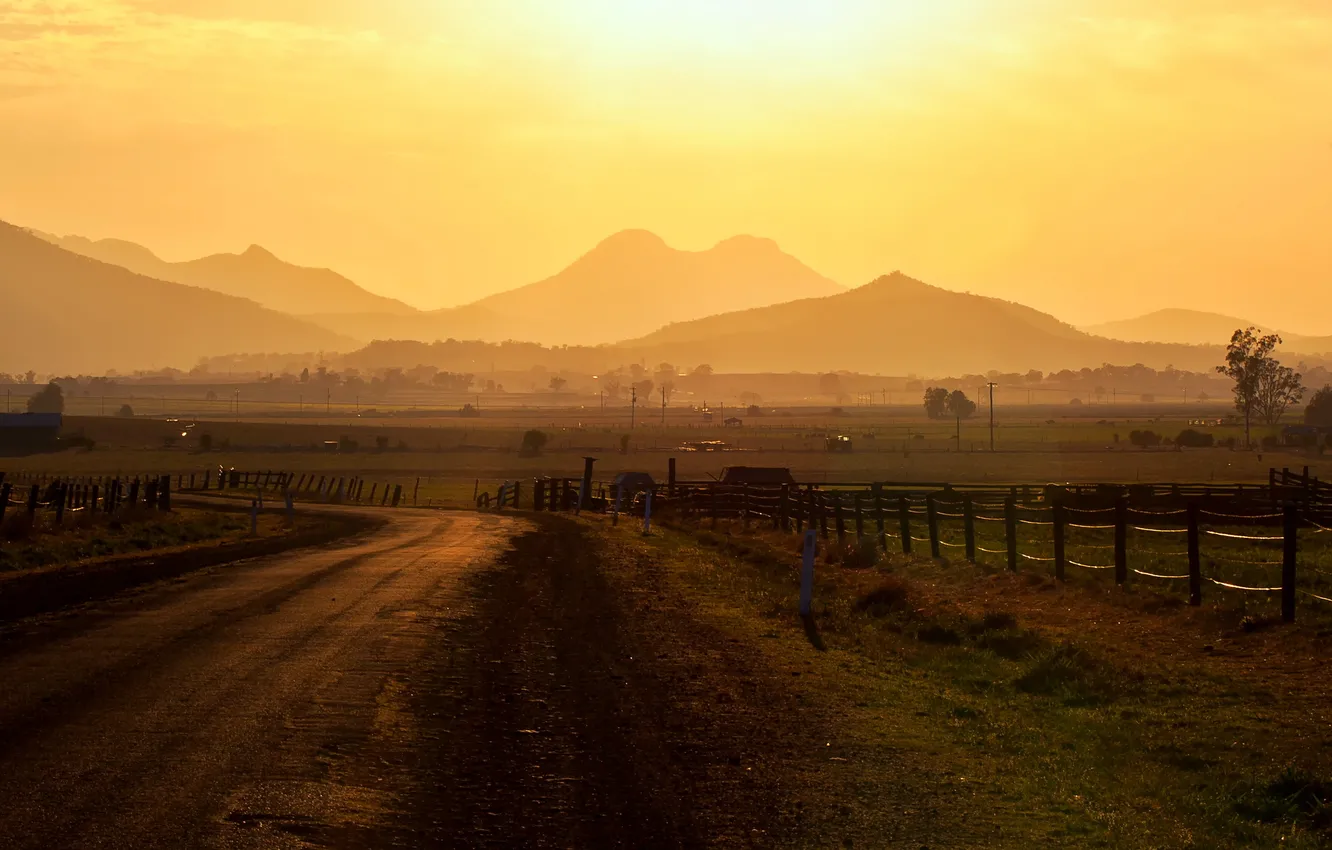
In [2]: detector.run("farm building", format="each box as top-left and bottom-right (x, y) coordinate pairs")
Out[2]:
(0, 413), (61, 454)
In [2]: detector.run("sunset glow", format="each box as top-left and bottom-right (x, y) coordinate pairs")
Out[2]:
(2, 0), (1329, 330)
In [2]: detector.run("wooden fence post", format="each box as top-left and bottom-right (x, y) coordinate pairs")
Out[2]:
(898, 497), (912, 555)
(1283, 504), (1298, 623)
(534, 480), (545, 511)
(1114, 497), (1128, 585)
(741, 483), (750, 528)
(710, 483), (719, 529)
(926, 495), (940, 558)
(160, 475), (171, 511)
(777, 484), (789, 531)
(833, 494), (845, 544)
(818, 492), (830, 541)
(1005, 497), (1018, 571)
(854, 493), (865, 543)
(368, 483), (378, 505)
(873, 484), (886, 551)
(54, 483), (66, 523)
(963, 493), (976, 562)
(1053, 503), (1067, 582)
(1187, 502), (1202, 606)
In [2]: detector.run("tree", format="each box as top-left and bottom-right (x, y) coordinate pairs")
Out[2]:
(1305, 386), (1332, 428)
(690, 364), (713, 377)
(923, 387), (949, 419)
(548, 376), (567, 393)
(660, 380), (676, 404)
(26, 381), (64, 413)
(946, 390), (976, 420)
(300, 367), (310, 383)
(1218, 327), (1285, 447)
(520, 429), (549, 455)
(116, 403), (134, 418)
(1256, 360), (1304, 426)
(632, 379), (654, 399)
(818, 373), (842, 397)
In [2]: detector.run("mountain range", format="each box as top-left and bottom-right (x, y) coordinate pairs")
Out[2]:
(1, 222), (353, 374)
(1084, 309), (1332, 354)
(36, 232), (417, 318)
(9, 220), (1328, 376)
(614, 272), (1226, 375)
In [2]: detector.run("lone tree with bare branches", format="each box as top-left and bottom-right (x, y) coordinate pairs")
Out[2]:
(1217, 327), (1304, 447)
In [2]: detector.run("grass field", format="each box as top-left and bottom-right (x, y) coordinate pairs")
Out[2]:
(1, 410), (1322, 513)
(593, 513), (1332, 847)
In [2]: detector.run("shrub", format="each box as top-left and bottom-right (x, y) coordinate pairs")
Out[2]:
(116, 404), (134, 418)
(1128, 430), (1162, 448)
(376, 436), (390, 451)
(520, 429), (549, 456)
(1262, 435), (1280, 450)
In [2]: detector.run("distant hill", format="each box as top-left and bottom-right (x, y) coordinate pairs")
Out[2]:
(619, 272), (1226, 375)
(1, 222), (353, 373)
(1084, 308), (1332, 356)
(368, 230), (843, 346)
(36, 232), (417, 320)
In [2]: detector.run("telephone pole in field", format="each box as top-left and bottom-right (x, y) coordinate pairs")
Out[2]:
(986, 382), (998, 451)
(630, 387), (637, 430)
(660, 385), (666, 424)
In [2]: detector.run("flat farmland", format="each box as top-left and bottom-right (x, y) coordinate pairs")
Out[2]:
(4, 409), (1321, 509)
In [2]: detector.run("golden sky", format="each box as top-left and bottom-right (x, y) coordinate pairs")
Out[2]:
(3, 0), (1330, 331)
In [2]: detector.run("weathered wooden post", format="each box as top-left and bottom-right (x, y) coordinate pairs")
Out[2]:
(368, 483), (378, 505)
(0, 482), (11, 525)
(1005, 497), (1018, 571)
(27, 483), (39, 516)
(90, 484), (99, 514)
(54, 483), (66, 523)
(159, 475), (171, 511)
(667, 457), (677, 499)
(1114, 497), (1128, 585)
(873, 484), (887, 551)
(413, 477), (420, 506)
(898, 497), (912, 555)
(832, 494), (846, 545)
(391, 485), (402, 507)
(854, 493), (865, 543)
(741, 483), (750, 528)
(533, 479), (545, 511)
(776, 484), (789, 531)
(548, 478), (558, 512)
(1053, 503), (1067, 582)
(579, 457), (597, 514)
(963, 493), (976, 562)
(497, 483), (507, 511)
(710, 483), (719, 530)
(1283, 504), (1298, 623)
(1187, 502), (1202, 606)
(926, 495), (940, 558)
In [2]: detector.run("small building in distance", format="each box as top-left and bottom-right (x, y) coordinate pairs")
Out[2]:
(0, 413), (62, 455)
(723, 417), (743, 428)
(720, 466), (796, 487)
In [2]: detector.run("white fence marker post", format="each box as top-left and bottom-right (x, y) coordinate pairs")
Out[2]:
(643, 490), (653, 535)
(799, 529), (817, 616)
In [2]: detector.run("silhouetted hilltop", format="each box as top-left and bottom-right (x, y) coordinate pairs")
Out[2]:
(1085, 308), (1332, 354)
(2, 222), (353, 373)
(36, 232), (416, 319)
(622, 272), (1228, 374)
(416, 229), (845, 345)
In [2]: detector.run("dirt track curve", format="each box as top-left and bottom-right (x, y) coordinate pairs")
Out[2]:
(0, 509), (854, 849)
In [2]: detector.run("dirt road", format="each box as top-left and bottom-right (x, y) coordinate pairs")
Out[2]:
(0, 510), (864, 849)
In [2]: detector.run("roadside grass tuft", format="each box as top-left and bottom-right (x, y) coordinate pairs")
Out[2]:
(1014, 642), (1119, 707)
(1234, 766), (1332, 833)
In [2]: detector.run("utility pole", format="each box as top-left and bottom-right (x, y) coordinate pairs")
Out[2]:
(987, 382), (998, 451)
(660, 385), (666, 424)
(326, 389), (331, 416)
(631, 387), (637, 429)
